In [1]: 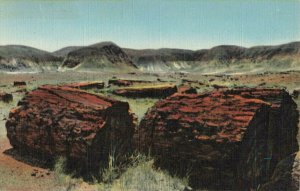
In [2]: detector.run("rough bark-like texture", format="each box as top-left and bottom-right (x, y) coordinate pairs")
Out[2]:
(6, 85), (137, 175)
(113, 85), (177, 98)
(136, 88), (298, 190)
(259, 152), (300, 191)
(64, 81), (104, 90)
(0, 92), (13, 102)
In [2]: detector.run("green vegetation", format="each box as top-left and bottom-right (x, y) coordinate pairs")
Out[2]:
(91, 88), (159, 121)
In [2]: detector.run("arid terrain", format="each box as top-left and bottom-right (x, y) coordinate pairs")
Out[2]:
(1, 0), (299, 189)
(0, 40), (299, 191)
(0, 69), (299, 191)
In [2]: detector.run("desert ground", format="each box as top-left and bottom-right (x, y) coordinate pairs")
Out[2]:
(0, 70), (299, 191)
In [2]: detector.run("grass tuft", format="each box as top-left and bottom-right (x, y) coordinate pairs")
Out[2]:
(53, 153), (189, 191)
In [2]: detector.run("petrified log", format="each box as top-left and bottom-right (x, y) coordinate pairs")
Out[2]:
(64, 81), (104, 90)
(0, 92), (13, 102)
(108, 79), (154, 87)
(6, 85), (137, 175)
(113, 85), (177, 98)
(136, 88), (298, 190)
(13, 81), (26, 86)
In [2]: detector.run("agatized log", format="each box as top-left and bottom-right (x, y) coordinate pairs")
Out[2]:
(6, 85), (137, 175)
(135, 88), (299, 190)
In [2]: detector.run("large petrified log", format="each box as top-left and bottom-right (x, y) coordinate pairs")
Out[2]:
(6, 85), (137, 175)
(136, 88), (298, 190)
(113, 84), (177, 98)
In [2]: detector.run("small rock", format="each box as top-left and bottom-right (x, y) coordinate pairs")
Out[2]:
(0, 92), (13, 103)
(13, 81), (26, 87)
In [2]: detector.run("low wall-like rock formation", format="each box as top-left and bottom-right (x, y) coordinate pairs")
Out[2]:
(64, 81), (104, 90)
(108, 79), (154, 87)
(136, 88), (298, 190)
(113, 84), (177, 98)
(0, 92), (13, 102)
(6, 85), (137, 175)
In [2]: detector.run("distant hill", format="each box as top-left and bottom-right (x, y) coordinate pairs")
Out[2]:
(1, 41), (299, 74)
(52, 46), (83, 57)
(124, 42), (300, 73)
(60, 42), (138, 72)
(0, 45), (61, 72)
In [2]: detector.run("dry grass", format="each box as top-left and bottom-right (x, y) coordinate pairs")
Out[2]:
(53, 153), (189, 191)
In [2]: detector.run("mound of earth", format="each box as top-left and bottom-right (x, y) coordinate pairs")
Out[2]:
(136, 88), (299, 190)
(0, 45), (61, 72)
(125, 42), (300, 73)
(6, 85), (137, 175)
(60, 42), (138, 72)
(52, 46), (84, 57)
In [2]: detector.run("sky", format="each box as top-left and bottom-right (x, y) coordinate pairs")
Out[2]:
(0, 0), (299, 52)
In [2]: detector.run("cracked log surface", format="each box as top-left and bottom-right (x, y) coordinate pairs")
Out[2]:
(6, 85), (137, 175)
(136, 88), (299, 190)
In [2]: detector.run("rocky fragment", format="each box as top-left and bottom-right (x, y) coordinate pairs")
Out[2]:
(212, 84), (227, 90)
(15, 88), (27, 93)
(13, 81), (26, 86)
(6, 85), (137, 175)
(292, 89), (299, 98)
(181, 79), (197, 83)
(0, 92), (13, 102)
(177, 85), (197, 94)
(113, 84), (177, 98)
(64, 81), (104, 90)
(136, 88), (298, 190)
